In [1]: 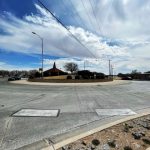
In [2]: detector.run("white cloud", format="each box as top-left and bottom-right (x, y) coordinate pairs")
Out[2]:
(0, 1), (150, 73)
(0, 3), (129, 58)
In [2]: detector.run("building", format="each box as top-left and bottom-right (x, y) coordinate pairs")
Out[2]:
(44, 62), (67, 77)
(133, 73), (150, 80)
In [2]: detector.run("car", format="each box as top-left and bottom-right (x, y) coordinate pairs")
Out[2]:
(122, 76), (132, 80)
(14, 76), (21, 80)
(8, 77), (15, 81)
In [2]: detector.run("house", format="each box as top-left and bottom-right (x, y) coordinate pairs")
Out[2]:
(44, 62), (67, 77)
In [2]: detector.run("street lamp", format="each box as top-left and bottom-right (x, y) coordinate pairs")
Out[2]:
(32, 32), (44, 79)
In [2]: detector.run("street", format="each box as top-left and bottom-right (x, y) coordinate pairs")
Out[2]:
(0, 78), (150, 150)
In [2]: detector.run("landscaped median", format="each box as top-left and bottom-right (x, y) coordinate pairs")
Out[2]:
(28, 78), (113, 83)
(58, 114), (150, 150)
(9, 79), (130, 86)
(17, 110), (150, 150)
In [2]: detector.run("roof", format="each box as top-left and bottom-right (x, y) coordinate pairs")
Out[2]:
(44, 62), (64, 73)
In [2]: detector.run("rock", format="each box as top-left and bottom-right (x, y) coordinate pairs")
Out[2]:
(91, 144), (96, 150)
(142, 122), (150, 130)
(107, 139), (116, 148)
(128, 124), (134, 128)
(62, 145), (72, 150)
(91, 139), (100, 146)
(134, 143), (141, 149)
(68, 146), (72, 149)
(132, 132), (144, 139)
(102, 144), (110, 150)
(124, 123), (130, 132)
(142, 137), (150, 145)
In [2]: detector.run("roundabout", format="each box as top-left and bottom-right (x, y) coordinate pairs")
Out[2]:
(0, 78), (150, 150)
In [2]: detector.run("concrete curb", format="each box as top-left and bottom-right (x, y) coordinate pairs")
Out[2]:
(17, 139), (54, 150)
(16, 109), (150, 150)
(10, 79), (130, 86)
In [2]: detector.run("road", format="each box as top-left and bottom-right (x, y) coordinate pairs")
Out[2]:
(0, 78), (150, 149)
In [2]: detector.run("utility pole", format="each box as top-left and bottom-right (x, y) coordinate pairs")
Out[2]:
(111, 64), (113, 79)
(83, 59), (86, 70)
(109, 59), (111, 76)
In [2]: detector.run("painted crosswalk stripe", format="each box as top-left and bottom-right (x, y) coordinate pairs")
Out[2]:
(95, 109), (136, 116)
(12, 109), (60, 117)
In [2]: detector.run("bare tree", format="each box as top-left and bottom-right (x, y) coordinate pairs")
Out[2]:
(64, 62), (78, 74)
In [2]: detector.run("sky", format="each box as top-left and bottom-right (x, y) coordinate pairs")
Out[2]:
(0, 0), (150, 74)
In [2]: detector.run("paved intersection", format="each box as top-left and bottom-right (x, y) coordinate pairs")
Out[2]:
(0, 78), (150, 150)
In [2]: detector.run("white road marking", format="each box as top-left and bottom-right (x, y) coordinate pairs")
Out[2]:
(95, 109), (136, 116)
(12, 109), (59, 117)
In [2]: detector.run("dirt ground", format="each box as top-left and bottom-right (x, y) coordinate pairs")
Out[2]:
(59, 115), (150, 150)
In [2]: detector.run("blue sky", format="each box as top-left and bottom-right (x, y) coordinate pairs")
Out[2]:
(0, 0), (150, 74)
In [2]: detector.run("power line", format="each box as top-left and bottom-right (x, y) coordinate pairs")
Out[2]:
(88, 0), (103, 36)
(38, 0), (97, 59)
(81, 0), (95, 30)
(68, 0), (87, 28)
(99, 0), (114, 36)
(61, 0), (80, 27)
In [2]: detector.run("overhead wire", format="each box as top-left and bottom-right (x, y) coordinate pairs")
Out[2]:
(80, 0), (95, 31)
(67, 0), (87, 28)
(88, 0), (103, 36)
(61, 0), (80, 27)
(38, 0), (97, 59)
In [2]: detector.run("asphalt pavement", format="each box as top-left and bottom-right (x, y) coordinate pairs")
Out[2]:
(0, 78), (150, 150)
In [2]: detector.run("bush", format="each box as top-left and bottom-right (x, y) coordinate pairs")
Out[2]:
(96, 73), (105, 79)
(34, 72), (41, 78)
(78, 70), (93, 79)
(92, 139), (100, 146)
(82, 75), (90, 79)
(67, 75), (72, 79)
(28, 75), (34, 79)
(75, 75), (80, 79)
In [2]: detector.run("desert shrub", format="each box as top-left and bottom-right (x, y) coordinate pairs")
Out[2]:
(92, 139), (100, 146)
(67, 75), (72, 79)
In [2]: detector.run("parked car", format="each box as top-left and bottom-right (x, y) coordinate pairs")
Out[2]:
(14, 76), (21, 80)
(8, 76), (21, 81)
(122, 76), (132, 80)
(8, 77), (15, 81)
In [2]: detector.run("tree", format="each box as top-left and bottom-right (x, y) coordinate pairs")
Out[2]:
(144, 71), (150, 73)
(131, 70), (141, 74)
(64, 62), (78, 74)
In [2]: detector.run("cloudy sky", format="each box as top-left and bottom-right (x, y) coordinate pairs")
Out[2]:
(0, 0), (150, 74)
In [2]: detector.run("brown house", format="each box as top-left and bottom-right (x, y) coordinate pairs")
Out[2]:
(44, 62), (67, 76)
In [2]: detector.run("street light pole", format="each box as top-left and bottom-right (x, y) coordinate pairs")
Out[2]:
(109, 59), (111, 76)
(41, 38), (43, 78)
(32, 32), (44, 79)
